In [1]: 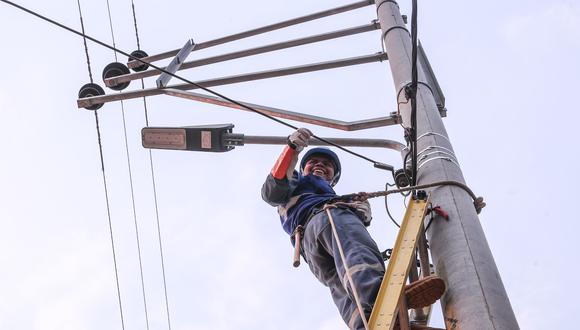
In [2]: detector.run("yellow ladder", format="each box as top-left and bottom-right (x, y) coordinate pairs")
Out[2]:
(369, 193), (431, 330)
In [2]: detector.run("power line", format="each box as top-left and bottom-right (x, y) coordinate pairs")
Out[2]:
(129, 0), (173, 328)
(409, 0), (419, 190)
(103, 0), (151, 328)
(76, 0), (125, 328)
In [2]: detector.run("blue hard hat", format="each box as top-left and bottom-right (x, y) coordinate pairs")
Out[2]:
(300, 147), (341, 186)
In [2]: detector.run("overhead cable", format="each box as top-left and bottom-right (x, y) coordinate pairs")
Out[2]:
(129, 0), (173, 328)
(103, 0), (151, 328)
(76, 0), (125, 328)
(409, 0), (419, 190)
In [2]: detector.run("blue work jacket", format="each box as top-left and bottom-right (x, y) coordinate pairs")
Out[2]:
(261, 171), (336, 235)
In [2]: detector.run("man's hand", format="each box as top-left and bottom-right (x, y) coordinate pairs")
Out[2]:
(288, 128), (312, 152)
(347, 200), (373, 227)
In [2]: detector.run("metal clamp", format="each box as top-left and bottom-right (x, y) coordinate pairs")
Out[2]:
(417, 156), (460, 170)
(417, 151), (458, 163)
(376, 0), (399, 15)
(403, 145), (455, 156)
(381, 25), (411, 44)
(396, 81), (435, 102)
(415, 145), (455, 157)
(406, 153), (458, 170)
(403, 133), (452, 149)
(417, 132), (451, 143)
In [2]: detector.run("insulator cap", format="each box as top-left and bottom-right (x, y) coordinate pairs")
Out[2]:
(102, 62), (130, 91)
(78, 83), (105, 110)
(129, 49), (149, 72)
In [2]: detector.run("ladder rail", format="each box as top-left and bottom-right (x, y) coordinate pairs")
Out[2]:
(368, 195), (430, 330)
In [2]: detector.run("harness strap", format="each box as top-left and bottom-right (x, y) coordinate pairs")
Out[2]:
(290, 200), (361, 268)
(323, 203), (370, 330)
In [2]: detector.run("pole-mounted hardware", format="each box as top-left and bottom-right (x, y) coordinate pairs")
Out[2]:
(126, 0), (375, 69)
(78, 83), (106, 110)
(107, 22), (380, 88)
(78, 52), (388, 110)
(417, 42), (446, 116)
(142, 124), (235, 152)
(141, 123), (406, 178)
(156, 39), (195, 88)
(129, 50), (149, 72)
(142, 124), (406, 152)
(102, 62), (131, 91)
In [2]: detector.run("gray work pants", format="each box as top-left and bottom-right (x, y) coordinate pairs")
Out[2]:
(301, 207), (385, 330)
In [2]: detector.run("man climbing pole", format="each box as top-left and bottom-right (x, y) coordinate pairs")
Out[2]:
(261, 128), (446, 330)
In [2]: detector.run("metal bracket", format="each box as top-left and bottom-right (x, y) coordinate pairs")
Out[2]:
(418, 41), (446, 115)
(127, 0), (375, 69)
(161, 89), (401, 131)
(156, 39), (196, 88)
(106, 22), (380, 88)
(141, 124), (406, 153)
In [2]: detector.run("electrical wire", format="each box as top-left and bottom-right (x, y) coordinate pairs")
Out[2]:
(76, 0), (125, 328)
(0, 0), (390, 170)
(129, 1), (173, 328)
(103, 1), (151, 328)
(409, 0), (419, 190)
(130, 0), (141, 50)
(77, 1), (93, 84)
(383, 183), (400, 228)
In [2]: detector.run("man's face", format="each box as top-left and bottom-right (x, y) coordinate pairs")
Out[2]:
(303, 155), (335, 182)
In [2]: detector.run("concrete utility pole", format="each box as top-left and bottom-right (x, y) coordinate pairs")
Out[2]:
(375, 1), (519, 329)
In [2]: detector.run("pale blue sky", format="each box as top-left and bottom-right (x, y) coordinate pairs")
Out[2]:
(0, 0), (578, 329)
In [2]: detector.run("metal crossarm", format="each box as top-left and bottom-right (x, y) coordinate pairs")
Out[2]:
(369, 194), (430, 330)
(77, 52), (387, 109)
(160, 89), (400, 131)
(127, 0), (374, 68)
(106, 22), (379, 88)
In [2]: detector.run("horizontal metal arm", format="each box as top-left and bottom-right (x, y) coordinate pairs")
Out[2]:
(227, 134), (406, 151)
(161, 89), (400, 131)
(107, 22), (380, 87)
(78, 52), (388, 109)
(127, 0), (374, 68)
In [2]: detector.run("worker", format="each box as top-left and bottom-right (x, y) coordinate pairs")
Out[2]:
(261, 128), (446, 330)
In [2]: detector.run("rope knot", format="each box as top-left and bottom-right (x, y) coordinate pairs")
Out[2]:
(474, 197), (486, 214)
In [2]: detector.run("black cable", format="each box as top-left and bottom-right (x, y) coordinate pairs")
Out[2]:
(76, 0), (93, 83)
(95, 112), (126, 330)
(103, 2), (151, 328)
(130, 0), (141, 50)
(129, 1), (173, 329)
(384, 183), (400, 228)
(409, 0), (419, 191)
(76, 1), (125, 327)
(424, 203), (435, 232)
(0, 0), (388, 170)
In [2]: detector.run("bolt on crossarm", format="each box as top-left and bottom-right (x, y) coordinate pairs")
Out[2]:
(375, 1), (519, 329)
